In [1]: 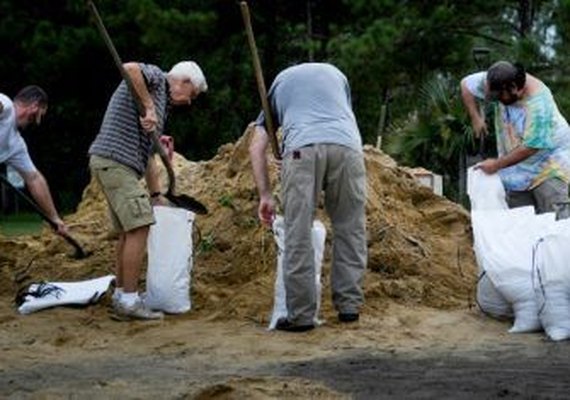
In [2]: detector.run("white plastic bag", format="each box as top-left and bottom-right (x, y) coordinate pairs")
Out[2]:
(532, 230), (570, 341)
(146, 206), (194, 314)
(467, 167), (508, 211)
(17, 275), (115, 315)
(268, 215), (326, 330)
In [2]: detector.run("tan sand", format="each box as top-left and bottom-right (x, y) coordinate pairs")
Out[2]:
(3, 126), (556, 399)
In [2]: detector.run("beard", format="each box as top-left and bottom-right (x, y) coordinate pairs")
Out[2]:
(500, 89), (521, 105)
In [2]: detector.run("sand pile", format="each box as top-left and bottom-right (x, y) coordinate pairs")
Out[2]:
(0, 125), (476, 322)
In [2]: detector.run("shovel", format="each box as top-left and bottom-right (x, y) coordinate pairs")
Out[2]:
(466, 133), (486, 168)
(466, 102), (487, 168)
(240, 1), (281, 160)
(0, 174), (90, 259)
(86, 0), (208, 215)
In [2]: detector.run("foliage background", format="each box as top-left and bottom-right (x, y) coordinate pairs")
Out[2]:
(1, 0), (569, 210)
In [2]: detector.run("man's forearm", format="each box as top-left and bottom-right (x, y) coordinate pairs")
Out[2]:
(249, 127), (271, 197)
(25, 171), (60, 221)
(460, 81), (482, 121)
(497, 145), (538, 169)
(123, 62), (153, 111)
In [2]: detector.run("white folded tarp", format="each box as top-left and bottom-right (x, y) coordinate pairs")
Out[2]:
(17, 275), (115, 315)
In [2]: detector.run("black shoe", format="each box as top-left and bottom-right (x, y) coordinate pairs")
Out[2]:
(275, 318), (315, 332)
(338, 313), (359, 323)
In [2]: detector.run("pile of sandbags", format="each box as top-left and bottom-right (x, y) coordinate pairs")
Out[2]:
(469, 168), (570, 341)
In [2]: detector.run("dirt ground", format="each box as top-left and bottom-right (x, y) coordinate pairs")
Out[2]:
(1, 128), (569, 399)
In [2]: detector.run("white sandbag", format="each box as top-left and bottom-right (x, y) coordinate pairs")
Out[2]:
(17, 275), (115, 315)
(476, 271), (513, 319)
(532, 232), (570, 341)
(467, 167), (508, 210)
(472, 207), (555, 333)
(268, 215), (326, 330)
(146, 206), (194, 314)
(468, 168), (513, 318)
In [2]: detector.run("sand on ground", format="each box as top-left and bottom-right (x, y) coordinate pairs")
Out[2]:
(1, 126), (567, 399)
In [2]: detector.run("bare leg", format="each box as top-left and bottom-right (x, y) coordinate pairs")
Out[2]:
(115, 233), (126, 288)
(120, 226), (150, 293)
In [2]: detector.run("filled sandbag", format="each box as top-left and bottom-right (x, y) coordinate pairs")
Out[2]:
(472, 207), (555, 333)
(476, 270), (513, 319)
(468, 167), (512, 319)
(146, 206), (194, 314)
(268, 215), (326, 330)
(532, 229), (570, 341)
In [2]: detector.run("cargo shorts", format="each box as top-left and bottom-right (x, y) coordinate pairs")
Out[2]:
(89, 155), (155, 233)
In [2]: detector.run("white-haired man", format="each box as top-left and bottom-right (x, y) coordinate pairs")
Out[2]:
(88, 61), (207, 320)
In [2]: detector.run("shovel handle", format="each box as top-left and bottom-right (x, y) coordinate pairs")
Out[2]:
(240, 1), (281, 160)
(86, 0), (176, 195)
(477, 103), (486, 157)
(0, 174), (88, 258)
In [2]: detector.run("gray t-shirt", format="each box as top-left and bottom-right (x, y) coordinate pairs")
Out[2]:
(255, 63), (362, 155)
(89, 63), (168, 177)
(0, 93), (36, 174)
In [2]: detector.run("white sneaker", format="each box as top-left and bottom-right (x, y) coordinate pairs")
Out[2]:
(111, 291), (121, 308)
(111, 299), (164, 321)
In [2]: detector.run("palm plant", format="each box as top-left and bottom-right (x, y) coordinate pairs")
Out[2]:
(384, 74), (485, 204)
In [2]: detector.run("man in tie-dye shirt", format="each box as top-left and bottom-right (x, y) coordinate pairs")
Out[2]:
(461, 61), (570, 213)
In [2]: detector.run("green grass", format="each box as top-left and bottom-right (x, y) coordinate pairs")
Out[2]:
(0, 212), (44, 237)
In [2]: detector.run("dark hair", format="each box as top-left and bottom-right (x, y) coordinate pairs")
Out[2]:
(14, 85), (48, 107)
(487, 61), (526, 92)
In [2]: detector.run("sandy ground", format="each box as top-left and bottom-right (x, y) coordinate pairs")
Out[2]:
(1, 300), (569, 399)
(2, 132), (569, 399)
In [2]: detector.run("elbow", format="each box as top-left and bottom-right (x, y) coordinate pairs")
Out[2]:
(123, 62), (137, 70)
(123, 62), (139, 75)
(23, 170), (41, 186)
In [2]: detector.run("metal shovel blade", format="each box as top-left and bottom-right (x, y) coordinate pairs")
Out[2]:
(165, 193), (208, 215)
(466, 134), (486, 168)
(0, 174), (90, 259)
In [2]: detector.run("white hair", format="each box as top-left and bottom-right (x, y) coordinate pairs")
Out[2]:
(168, 61), (208, 93)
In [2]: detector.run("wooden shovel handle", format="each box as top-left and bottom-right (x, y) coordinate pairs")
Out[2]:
(0, 174), (88, 258)
(86, 0), (176, 195)
(240, 1), (281, 160)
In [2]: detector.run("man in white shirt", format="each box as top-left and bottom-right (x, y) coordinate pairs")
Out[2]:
(0, 86), (66, 233)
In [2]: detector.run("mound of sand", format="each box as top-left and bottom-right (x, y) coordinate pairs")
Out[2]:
(0, 125), (476, 323)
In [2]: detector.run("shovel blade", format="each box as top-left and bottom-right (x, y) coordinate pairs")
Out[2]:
(466, 154), (483, 168)
(166, 193), (208, 215)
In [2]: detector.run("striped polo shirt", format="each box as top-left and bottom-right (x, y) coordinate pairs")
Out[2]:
(89, 63), (168, 177)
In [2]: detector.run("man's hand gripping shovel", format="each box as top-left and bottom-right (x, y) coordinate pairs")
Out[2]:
(86, 0), (208, 215)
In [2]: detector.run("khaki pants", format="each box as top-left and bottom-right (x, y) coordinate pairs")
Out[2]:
(281, 144), (367, 325)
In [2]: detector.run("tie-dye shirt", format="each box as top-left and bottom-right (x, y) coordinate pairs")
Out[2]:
(463, 72), (570, 191)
